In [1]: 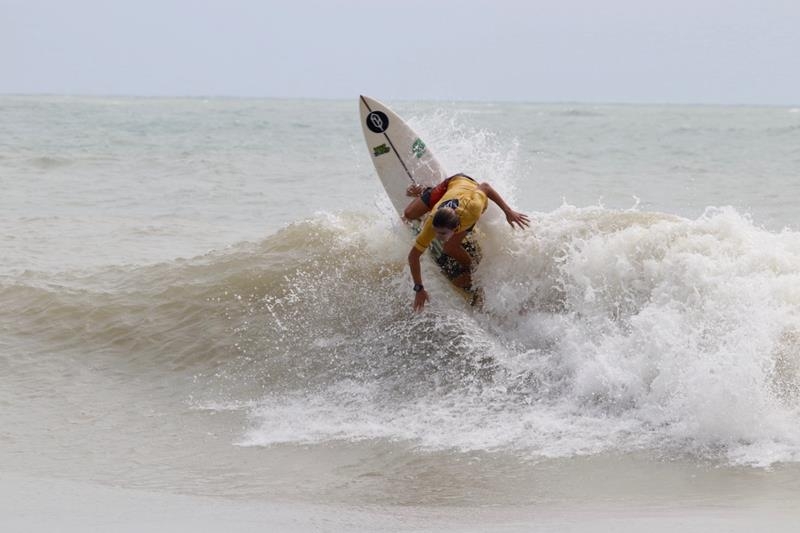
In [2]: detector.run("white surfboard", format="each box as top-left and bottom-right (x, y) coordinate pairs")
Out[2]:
(358, 95), (481, 304)
(358, 95), (447, 214)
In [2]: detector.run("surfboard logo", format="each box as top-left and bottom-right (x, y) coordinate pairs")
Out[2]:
(373, 143), (390, 157)
(366, 111), (389, 133)
(411, 138), (426, 158)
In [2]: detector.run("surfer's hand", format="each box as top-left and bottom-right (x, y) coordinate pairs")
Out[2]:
(406, 184), (424, 197)
(413, 289), (429, 312)
(505, 210), (530, 229)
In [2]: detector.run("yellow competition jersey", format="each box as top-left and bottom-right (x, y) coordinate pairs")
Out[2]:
(414, 176), (488, 252)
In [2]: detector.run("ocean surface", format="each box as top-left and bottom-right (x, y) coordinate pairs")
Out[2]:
(2, 95), (800, 530)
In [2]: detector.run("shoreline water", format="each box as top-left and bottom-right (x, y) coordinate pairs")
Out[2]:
(3, 471), (800, 533)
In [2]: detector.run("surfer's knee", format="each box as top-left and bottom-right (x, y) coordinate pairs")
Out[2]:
(404, 199), (428, 220)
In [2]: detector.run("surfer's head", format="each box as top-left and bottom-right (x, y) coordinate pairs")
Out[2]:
(433, 207), (459, 242)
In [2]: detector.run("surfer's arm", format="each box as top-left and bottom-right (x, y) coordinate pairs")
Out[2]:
(477, 183), (530, 229)
(408, 247), (429, 312)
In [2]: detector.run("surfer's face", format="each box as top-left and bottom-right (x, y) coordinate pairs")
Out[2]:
(434, 226), (455, 243)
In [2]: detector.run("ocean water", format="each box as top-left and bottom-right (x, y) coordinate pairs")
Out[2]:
(2, 95), (800, 529)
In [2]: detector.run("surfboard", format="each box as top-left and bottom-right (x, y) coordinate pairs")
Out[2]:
(358, 95), (481, 305)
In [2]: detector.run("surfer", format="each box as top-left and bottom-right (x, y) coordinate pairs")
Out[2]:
(404, 174), (530, 311)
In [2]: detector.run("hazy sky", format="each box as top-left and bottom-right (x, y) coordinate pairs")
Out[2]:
(2, 0), (798, 104)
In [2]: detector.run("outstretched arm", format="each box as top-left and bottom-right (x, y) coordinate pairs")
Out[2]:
(408, 247), (429, 312)
(477, 182), (530, 229)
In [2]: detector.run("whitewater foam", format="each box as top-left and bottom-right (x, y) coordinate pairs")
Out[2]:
(182, 204), (800, 467)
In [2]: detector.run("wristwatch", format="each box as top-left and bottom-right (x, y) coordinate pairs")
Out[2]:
(413, 283), (424, 293)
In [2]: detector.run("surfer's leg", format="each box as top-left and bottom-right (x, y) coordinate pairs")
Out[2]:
(403, 198), (431, 221)
(442, 231), (471, 267)
(451, 271), (472, 288)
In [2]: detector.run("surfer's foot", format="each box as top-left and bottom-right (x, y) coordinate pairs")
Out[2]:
(469, 288), (485, 308)
(406, 184), (424, 197)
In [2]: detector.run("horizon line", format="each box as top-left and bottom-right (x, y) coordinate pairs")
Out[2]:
(1, 91), (798, 108)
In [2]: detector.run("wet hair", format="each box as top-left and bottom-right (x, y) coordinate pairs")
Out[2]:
(432, 207), (459, 230)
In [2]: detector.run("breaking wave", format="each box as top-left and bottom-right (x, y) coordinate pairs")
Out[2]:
(4, 205), (800, 467)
